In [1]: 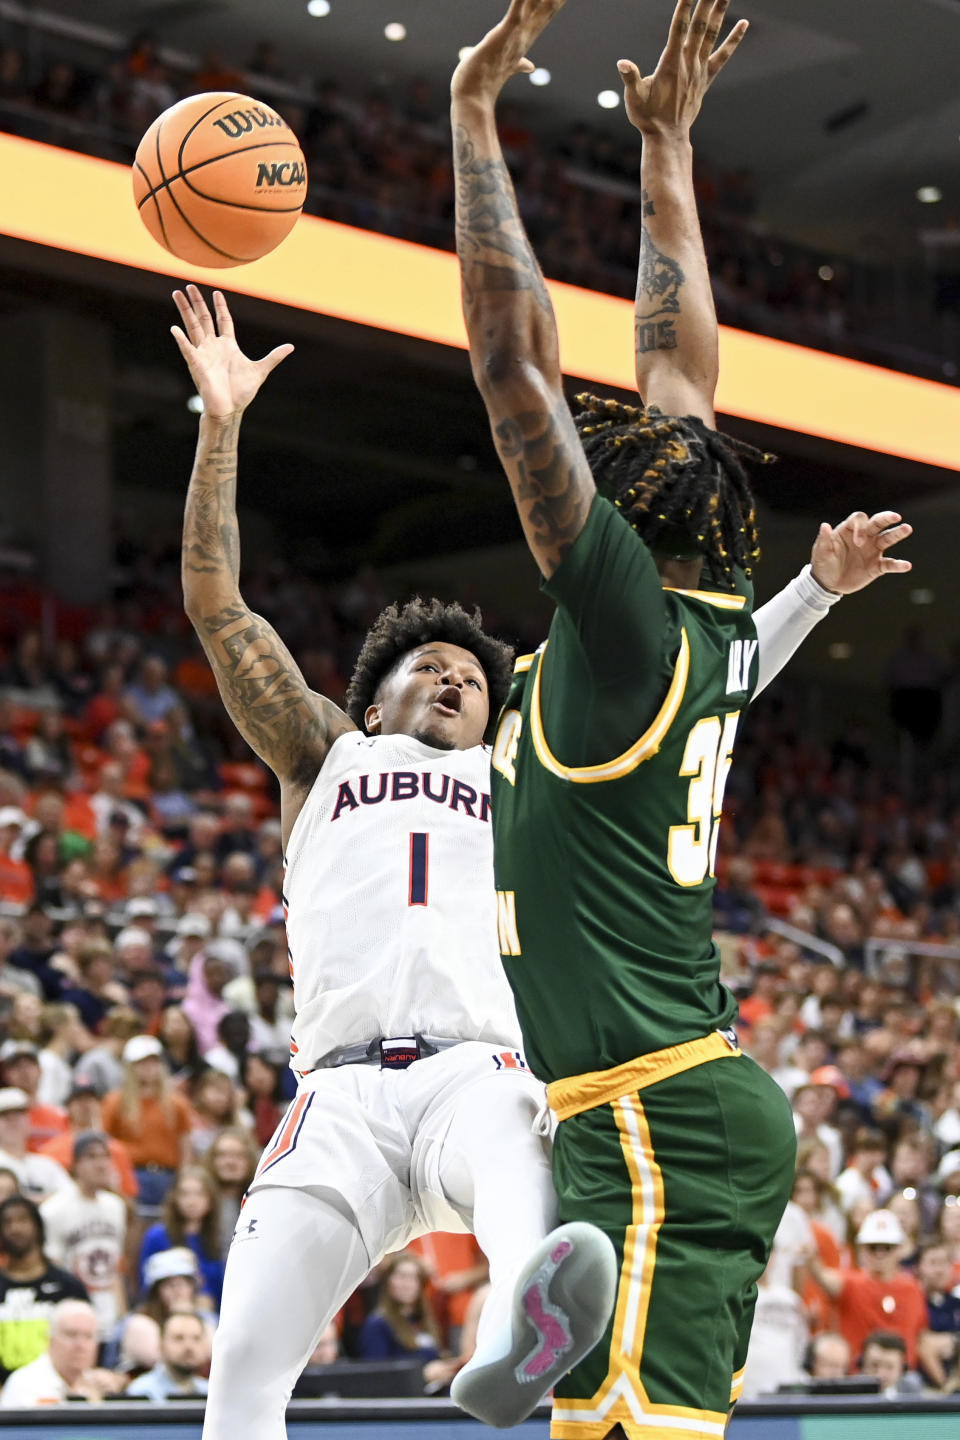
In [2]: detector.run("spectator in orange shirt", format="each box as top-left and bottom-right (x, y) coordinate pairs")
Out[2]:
(808, 1209), (929, 1369)
(0, 1040), (68, 1152)
(39, 1084), (139, 1202)
(101, 1037), (193, 1220)
(0, 807), (34, 906)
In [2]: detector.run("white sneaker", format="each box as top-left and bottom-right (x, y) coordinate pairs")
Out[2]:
(451, 1222), (617, 1429)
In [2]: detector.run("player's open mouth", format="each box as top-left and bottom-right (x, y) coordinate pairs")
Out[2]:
(433, 686), (462, 716)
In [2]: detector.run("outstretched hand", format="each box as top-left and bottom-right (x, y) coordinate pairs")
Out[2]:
(451, 0), (568, 104)
(810, 511), (913, 595)
(617, 0), (748, 139)
(171, 284), (293, 421)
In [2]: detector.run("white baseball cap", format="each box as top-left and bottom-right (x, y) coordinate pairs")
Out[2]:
(936, 1149), (960, 1186)
(127, 898), (159, 919)
(114, 926), (153, 951)
(856, 1209), (906, 1246)
(0, 1039), (38, 1065)
(143, 1246), (199, 1289)
(122, 1035), (164, 1065)
(0, 1086), (30, 1114)
(0, 806), (25, 829)
(176, 913), (212, 939)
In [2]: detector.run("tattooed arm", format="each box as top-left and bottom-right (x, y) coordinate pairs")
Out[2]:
(174, 287), (354, 836)
(452, 0), (594, 580)
(618, 0), (748, 424)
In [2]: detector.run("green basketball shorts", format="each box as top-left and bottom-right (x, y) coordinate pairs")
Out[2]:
(546, 1039), (795, 1440)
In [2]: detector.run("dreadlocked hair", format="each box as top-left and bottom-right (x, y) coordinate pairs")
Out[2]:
(345, 597), (514, 738)
(573, 394), (775, 581)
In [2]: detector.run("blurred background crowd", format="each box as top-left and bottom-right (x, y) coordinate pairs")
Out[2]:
(0, 22), (955, 381)
(0, 536), (956, 1405)
(0, 5), (958, 1420)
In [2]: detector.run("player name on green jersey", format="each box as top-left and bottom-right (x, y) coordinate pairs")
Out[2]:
(490, 497), (756, 1085)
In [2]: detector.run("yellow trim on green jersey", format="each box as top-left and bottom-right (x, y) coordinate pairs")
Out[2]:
(661, 587), (747, 611)
(548, 1029), (741, 1122)
(530, 630), (691, 784)
(513, 653), (536, 674)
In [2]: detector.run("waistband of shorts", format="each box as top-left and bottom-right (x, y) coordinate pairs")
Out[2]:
(547, 1029), (741, 1122)
(313, 1034), (464, 1070)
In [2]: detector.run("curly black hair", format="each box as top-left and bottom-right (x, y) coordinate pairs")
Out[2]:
(573, 394), (775, 581)
(345, 598), (514, 738)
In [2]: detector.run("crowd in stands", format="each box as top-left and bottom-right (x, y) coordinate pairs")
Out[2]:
(0, 24), (949, 375)
(0, 525), (958, 1405)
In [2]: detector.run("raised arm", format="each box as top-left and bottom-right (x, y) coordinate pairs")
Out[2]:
(452, 0), (595, 580)
(174, 286), (354, 834)
(618, 0), (748, 423)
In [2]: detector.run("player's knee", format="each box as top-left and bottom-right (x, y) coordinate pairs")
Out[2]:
(210, 1311), (268, 1383)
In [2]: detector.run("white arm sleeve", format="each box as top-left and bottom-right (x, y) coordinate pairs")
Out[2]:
(753, 564), (842, 698)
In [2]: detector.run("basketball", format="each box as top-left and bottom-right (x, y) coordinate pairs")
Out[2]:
(132, 91), (308, 268)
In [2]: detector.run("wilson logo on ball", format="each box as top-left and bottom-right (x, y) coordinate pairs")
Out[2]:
(213, 108), (287, 140)
(256, 162), (306, 188)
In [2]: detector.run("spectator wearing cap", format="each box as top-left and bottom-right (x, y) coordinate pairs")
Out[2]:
(0, 1088), (72, 1202)
(808, 1209), (930, 1369)
(72, 1006), (141, 1096)
(126, 1309), (210, 1400)
(36, 1002), (89, 1109)
(167, 911), (211, 970)
(38, 1085), (138, 1202)
(40, 1133), (127, 1338)
(914, 1240), (960, 1388)
(0, 806), (33, 906)
(0, 1040), (68, 1152)
(139, 1166), (224, 1310)
(0, 1197), (89, 1384)
(131, 1247), (214, 1346)
(112, 927), (157, 985)
(835, 1127), (894, 1215)
(0, 1297), (123, 1407)
(101, 1037), (193, 1219)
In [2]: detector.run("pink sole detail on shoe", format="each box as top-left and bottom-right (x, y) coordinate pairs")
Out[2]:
(517, 1240), (574, 1380)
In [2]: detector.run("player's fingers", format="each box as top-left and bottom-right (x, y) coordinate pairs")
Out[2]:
(867, 510), (902, 533)
(172, 290), (204, 345)
(843, 510), (869, 546)
(707, 18), (748, 79)
(617, 59), (643, 91)
(169, 326), (199, 374)
(212, 291), (235, 340)
(259, 343), (295, 376)
(878, 522), (913, 549)
(882, 557), (912, 574)
(698, 0), (729, 62)
(185, 282), (215, 338)
(665, 0), (695, 57)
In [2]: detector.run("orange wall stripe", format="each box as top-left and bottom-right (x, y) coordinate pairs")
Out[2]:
(0, 133), (958, 471)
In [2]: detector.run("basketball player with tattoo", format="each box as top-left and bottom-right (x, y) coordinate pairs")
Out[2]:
(449, 2), (912, 1436)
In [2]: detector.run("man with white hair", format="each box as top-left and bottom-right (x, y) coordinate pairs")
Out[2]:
(0, 1298), (122, 1405)
(112, 927), (156, 981)
(90, 762), (146, 843)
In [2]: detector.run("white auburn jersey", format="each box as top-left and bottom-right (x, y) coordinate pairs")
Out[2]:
(283, 731), (523, 1071)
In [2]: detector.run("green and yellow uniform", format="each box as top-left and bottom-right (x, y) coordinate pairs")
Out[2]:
(491, 496), (795, 1440)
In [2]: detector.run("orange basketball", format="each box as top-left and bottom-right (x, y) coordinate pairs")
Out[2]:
(132, 91), (307, 268)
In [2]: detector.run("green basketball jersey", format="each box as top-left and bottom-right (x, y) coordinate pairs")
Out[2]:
(491, 496), (758, 1084)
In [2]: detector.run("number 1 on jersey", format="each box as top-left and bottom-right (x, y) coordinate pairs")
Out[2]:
(668, 712), (740, 888)
(408, 832), (429, 905)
